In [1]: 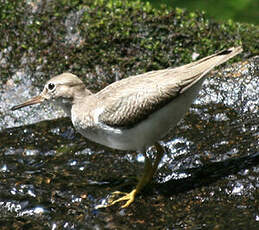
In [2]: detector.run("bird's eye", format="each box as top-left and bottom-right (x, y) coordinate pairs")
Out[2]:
(48, 83), (55, 91)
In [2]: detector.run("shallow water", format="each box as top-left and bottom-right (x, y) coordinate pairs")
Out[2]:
(0, 57), (258, 229)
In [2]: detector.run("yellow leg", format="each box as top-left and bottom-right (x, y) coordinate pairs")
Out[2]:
(104, 142), (164, 208)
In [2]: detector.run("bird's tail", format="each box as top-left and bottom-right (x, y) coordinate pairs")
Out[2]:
(179, 46), (243, 93)
(185, 46), (243, 76)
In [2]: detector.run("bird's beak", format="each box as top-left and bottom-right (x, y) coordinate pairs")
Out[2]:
(11, 94), (45, 111)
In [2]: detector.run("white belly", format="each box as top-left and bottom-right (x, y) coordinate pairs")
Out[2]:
(73, 78), (205, 151)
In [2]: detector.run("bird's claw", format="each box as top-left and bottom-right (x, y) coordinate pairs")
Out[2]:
(96, 189), (137, 209)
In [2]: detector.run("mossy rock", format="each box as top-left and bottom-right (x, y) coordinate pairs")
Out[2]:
(0, 0), (257, 89)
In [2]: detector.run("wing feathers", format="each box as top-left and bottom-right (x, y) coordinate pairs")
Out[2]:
(96, 47), (242, 128)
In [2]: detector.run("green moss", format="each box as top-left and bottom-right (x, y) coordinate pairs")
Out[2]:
(0, 0), (257, 88)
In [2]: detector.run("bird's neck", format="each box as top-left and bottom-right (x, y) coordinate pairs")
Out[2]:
(56, 86), (93, 117)
(73, 87), (92, 101)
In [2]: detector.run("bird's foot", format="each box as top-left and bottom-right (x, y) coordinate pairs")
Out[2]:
(97, 189), (137, 209)
(108, 189), (137, 208)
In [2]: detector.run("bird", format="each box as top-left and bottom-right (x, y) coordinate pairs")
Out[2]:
(11, 46), (242, 208)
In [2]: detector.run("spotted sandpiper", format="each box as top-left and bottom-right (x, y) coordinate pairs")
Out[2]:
(11, 46), (242, 208)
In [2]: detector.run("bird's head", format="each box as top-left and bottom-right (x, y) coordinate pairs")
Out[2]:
(11, 73), (90, 115)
